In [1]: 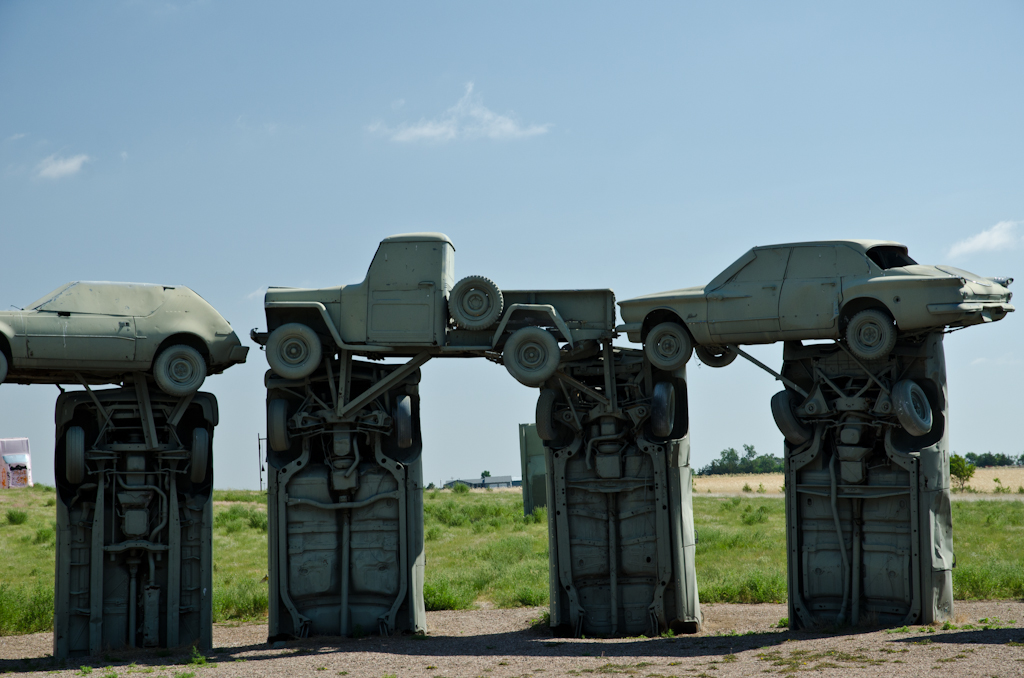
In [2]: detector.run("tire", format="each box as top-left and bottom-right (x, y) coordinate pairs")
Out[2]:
(845, 309), (897, 361)
(267, 399), (291, 452)
(0, 351), (7, 384)
(394, 395), (413, 449)
(190, 428), (209, 484)
(771, 390), (812, 445)
(266, 323), (322, 380)
(695, 345), (738, 368)
(503, 326), (561, 387)
(153, 344), (207, 396)
(449, 275), (504, 330)
(65, 426), (85, 484)
(650, 381), (676, 438)
(535, 389), (562, 441)
(892, 379), (932, 437)
(644, 322), (693, 371)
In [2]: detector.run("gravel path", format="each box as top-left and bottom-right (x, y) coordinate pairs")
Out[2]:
(3, 602), (1023, 677)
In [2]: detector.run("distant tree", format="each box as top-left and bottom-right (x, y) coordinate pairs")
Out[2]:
(426, 482), (436, 490)
(452, 482), (470, 494)
(697, 445), (784, 475)
(950, 453), (976, 491)
(965, 452), (1017, 467)
(481, 470), (491, 479)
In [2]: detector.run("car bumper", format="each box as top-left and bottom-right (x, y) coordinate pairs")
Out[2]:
(229, 345), (250, 363)
(615, 322), (642, 343)
(927, 301), (1014, 325)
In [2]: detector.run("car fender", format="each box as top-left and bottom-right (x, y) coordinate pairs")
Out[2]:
(842, 278), (962, 332)
(640, 303), (712, 345)
(0, 320), (19, 360)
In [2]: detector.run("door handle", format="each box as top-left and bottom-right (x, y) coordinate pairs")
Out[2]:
(821, 281), (836, 287)
(762, 285), (777, 290)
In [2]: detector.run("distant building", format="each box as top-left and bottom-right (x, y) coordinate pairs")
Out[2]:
(443, 475), (514, 489)
(0, 438), (33, 489)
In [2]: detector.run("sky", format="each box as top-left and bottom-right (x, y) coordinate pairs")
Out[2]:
(1, 1), (1021, 489)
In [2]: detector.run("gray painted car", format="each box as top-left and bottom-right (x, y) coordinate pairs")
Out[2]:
(618, 240), (1014, 368)
(0, 281), (248, 395)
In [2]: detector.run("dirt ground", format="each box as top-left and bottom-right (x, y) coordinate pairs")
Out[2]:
(3, 602), (1024, 678)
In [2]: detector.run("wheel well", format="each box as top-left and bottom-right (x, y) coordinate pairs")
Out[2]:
(0, 332), (11, 362)
(641, 309), (687, 342)
(153, 333), (210, 368)
(839, 298), (895, 332)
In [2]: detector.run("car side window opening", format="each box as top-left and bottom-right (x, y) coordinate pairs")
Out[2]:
(866, 245), (918, 270)
(835, 246), (871, 276)
(786, 246), (838, 278)
(730, 248), (791, 283)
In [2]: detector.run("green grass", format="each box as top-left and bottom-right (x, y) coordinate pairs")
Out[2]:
(422, 491), (548, 610)
(3, 484), (1024, 634)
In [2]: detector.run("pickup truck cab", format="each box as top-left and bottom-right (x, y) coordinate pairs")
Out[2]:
(255, 232), (616, 386)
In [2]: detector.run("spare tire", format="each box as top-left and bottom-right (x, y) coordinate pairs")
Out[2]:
(504, 327), (561, 387)
(771, 390), (812, 446)
(892, 379), (932, 437)
(695, 345), (738, 368)
(650, 381), (676, 438)
(267, 399), (291, 452)
(449, 275), (504, 330)
(266, 323), (322, 380)
(394, 395), (413, 449)
(65, 426), (86, 484)
(190, 428), (209, 484)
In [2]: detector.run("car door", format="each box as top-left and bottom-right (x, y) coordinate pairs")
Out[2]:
(779, 245), (842, 337)
(25, 312), (136, 364)
(707, 247), (791, 343)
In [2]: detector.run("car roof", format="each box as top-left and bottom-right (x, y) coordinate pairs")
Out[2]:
(381, 232), (454, 247)
(753, 239), (905, 252)
(27, 281), (179, 316)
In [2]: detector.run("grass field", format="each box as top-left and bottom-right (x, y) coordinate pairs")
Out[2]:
(2, 482), (1023, 636)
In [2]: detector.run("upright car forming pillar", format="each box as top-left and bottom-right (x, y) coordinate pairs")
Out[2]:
(773, 334), (953, 629)
(265, 354), (425, 640)
(536, 344), (701, 637)
(53, 379), (215, 658)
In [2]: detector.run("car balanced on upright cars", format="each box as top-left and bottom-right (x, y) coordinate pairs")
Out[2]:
(617, 240), (1013, 370)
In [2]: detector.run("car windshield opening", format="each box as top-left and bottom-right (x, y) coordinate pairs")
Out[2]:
(867, 246), (917, 270)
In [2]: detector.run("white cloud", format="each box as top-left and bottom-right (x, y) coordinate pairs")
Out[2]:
(370, 83), (551, 143)
(970, 354), (1023, 367)
(948, 221), (1022, 258)
(120, 151), (128, 161)
(6, 133), (27, 142)
(36, 154), (89, 179)
(246, 286), (268, 301)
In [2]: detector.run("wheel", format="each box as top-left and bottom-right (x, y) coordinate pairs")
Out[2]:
(644, 322), (693, 371)
(535, 389), (562, 441)
(394, 395), (413, 449)
(190, 428), (209, 484)
(65, 426), (85, 484)
(266, 323), (322, 380)
(449, 275), (504, 330)
(503, 327), (561, 387)
(892, 379), (932, 437)
(153, 344), (207, 396)
(845, 309), (896, 361)
(267, 399), (291, 452)
(650, 381), (676, 438)
(771, 390), (812, 445)
(0, 351), (7, 384)
(695, 345), (737, 368)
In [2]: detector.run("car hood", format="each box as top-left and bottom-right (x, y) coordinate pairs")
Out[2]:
(618, 286), (706, 321)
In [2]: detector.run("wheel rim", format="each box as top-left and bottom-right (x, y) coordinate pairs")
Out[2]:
(169, 354), (200, 385)
(910, 389), (927, 419)
(655, 334), (681, 362)
(855, 322), (883, 350)
(281, 337), (310, 365)
(516, 341), (547, 372)
(461, 289), (490, 318)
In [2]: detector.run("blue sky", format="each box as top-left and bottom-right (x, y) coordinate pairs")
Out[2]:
(1, 1), (1021, 488)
